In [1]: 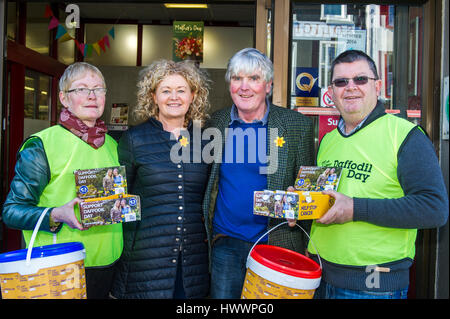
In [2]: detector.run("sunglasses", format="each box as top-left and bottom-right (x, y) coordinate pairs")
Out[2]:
(331, 76), (378, 87)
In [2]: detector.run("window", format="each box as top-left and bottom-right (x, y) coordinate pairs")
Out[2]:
(320, 5), (353, 24)
(24, 70), (50, 120)
(25, 3), (50, 55)
(291, 3), (423, 124)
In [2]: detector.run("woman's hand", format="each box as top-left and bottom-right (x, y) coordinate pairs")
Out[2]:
(50, 197), (84, 230)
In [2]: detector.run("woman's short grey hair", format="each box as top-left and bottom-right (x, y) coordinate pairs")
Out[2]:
(225, 48), (274, 84)
(59, 62), (105, 93)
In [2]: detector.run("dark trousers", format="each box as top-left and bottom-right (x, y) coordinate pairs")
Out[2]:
(85, 265), (115, 299)
(173, 252), (186, 299)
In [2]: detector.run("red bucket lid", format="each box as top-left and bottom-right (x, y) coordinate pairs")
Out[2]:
(250, 245), (321, 279)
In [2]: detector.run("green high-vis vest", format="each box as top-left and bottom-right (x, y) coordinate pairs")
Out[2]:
(22, 125), (123, 267)
(309, 114), (417, 266)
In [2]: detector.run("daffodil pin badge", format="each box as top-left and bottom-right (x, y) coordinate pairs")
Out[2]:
(274, 136), (285, 147)
(179, 136), (189, 147)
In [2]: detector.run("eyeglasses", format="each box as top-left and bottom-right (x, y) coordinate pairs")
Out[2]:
(331, 76), (378, 88)
(66, 87), (107, 97)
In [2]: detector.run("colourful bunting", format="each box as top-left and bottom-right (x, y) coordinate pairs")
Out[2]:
(55, 25), (67, 39)
(44, 5), (53, 18)
(92, 42), (101, 55)
(103, 35), (110, 48)
(75, 39), (84, 55)
(44, 7), (115, 57)
(108, 27), (115, 39)
(48, 16), (59, 30)
(59, 32), (73, 43)
(78, 42), (85, 55)
(98, 38), (106, 52)
(86, 44), (93, 57)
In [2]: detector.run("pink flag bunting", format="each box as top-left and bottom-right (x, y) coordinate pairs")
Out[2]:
(48, 16), (59, 30)
(45, 4), (115, 56)
(77, 41), (86, 56)
(103, 35), (110, 48)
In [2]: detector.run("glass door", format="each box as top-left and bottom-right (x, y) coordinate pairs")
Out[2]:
(23, 69), (52, 139)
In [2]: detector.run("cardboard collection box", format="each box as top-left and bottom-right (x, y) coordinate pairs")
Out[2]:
(294, 191), (335, 220)
(254, 190), (299, 219)
(253, 190), (334, 220)
(74, 166), (140, 228)
(253, 166), (341, 220)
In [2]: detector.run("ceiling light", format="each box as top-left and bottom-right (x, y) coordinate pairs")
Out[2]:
(164, 3), (208, 9)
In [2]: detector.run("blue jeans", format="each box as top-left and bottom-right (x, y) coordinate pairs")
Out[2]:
(210, 235), (256, 299)
(314, 281), (409, 299)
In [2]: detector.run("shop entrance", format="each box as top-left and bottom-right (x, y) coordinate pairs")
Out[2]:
(1, 1), (258, 251)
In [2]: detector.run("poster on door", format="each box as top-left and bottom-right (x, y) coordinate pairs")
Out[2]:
(295, 67), (319, 107)
(319, 115), (340, 142)
(336, 29), (366, 54)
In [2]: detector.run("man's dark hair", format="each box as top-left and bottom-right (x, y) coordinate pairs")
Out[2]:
(330, 50), (379, 83)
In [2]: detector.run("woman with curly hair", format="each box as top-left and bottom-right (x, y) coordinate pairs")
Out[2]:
(111, 60), (211, 299)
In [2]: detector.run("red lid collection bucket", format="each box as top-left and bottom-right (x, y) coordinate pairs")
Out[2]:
(242, 222), (322, 298)
(246, 244), (321, 291)
(251, 244), (321, 279)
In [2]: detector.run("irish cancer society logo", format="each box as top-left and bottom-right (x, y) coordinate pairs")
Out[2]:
(129, 198), (137, 207)
(79, 185), (88, 194)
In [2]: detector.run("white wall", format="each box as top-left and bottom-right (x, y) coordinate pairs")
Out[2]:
(99, 66), (233, 127)
(91, 24), (253, 69)
(97, 25), (251, 124)
(202, 26), (254, 69)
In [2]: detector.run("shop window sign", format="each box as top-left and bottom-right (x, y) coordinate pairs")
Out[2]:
(320, 5), (353, 24)
(293, 21), (356, 40)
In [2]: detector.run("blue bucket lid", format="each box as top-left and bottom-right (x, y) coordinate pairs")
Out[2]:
(0, 242), (84, 264)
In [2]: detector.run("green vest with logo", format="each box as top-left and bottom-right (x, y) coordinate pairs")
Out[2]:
(309, 114), (417, 266)
(22, 125), (123, 267)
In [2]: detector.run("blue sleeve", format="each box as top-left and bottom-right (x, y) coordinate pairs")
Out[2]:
(353, 127), (449, 229)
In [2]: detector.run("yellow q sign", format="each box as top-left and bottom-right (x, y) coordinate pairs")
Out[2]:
(296, 72), (317, 93)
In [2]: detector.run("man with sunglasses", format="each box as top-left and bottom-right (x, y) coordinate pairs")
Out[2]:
(306, 50), (448, 299)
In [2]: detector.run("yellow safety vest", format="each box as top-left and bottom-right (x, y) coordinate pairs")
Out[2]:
(22, 125), (123, 267)
(309, 114), (417, 266)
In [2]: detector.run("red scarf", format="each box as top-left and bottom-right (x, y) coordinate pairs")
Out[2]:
(58, 108), (107, 149)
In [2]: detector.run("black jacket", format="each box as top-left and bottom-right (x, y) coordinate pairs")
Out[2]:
(111, 118), (209, 298)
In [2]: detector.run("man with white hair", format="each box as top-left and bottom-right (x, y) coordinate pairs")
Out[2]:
(203, 48), (315, 298)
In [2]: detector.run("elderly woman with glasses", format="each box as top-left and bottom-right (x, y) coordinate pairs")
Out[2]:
(2, 62), (123, 299)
